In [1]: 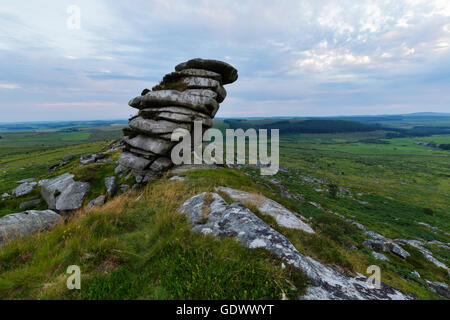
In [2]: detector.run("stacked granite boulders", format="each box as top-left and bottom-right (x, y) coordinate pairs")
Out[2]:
(118, 58), (238, 185)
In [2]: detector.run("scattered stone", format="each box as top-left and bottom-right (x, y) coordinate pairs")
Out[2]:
(363, 239), (410, 259)
(372, 251), (390, 262)
(0, 210), (61, 246)
(17, 178), (35, 184)
(88, 195), (106, 207)
(1, 193), (10, 200)
(19, 199), (41, 209)
(40, 173), (90, 211)
(169, 176), (185, 181)
(105, 176), (117, 198)
(216, 186), (314, 233)
(12, 181), (37, 197)
(80, 153), (108, 165)
(411, 271), (420, 278)
(179, 193), (412, 300)
(425, 280), (449, 298)
(395, 239), (447, 269)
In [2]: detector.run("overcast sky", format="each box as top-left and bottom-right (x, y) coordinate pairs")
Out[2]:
(1, 0), (450, 122)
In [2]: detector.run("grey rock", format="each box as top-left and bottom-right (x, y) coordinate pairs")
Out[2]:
(19, 199), (41, 209)
(364, 231), (386, 240)
(88, 195), (106, 207)
(54, 181), (90, 211)
(114, 164), (126, 174)
(129, 90), (219, 117)
(17, 178), (35, 184)
(179, 193), (412, 300)
(372, 251), (390, 262)
(175, 58), (238, 85)
(105, 176), (117, 197)
(129, 116), (191, 135)
(411, 271), (420, 278)
(390, 243), (410, 259)
(425, 280), (449, 298)
(363, 240), (391, 252)
(395, 239), (447, 269)
(12, 181), (37, 197)
(162, 68), (222, 83)
(169, 176), (185, 181)
(0, 210), (61, 246)
(80, 154), (97, 165)
(123, 135), (175, 155)
(184, 89), (218, 100)
(180, 77), (226, 102)
(40, 173), (90, 211)
(149, 157), (173, 172)
(40, 173), (75, 209)
(118, 152), (151, 171)
(1, 193), (10, 200)
(216, 186), (314, 233)
(139, 109), (212, 127)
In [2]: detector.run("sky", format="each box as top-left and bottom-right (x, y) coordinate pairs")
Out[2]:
(0, 0), (450, 122)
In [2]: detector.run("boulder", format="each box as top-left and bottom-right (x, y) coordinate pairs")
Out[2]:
(118, 152), (152, 171)
(12, 181), (37, 197)
(129, 90), (219, 116)
(40, 173), (90, 211)
(372, 251), (390, 262)
(149, 157), (173, 172)
(425, 280), (449, 298)
(390, 243), (410, 259)
(1, 193), (10, 200)
(129, 116), (191, 135)
(363, 240), (391, 252)
(123, 135), (175, 155)
(216, 186), (314, 233)
(88, 195), (106, 207)
(54, 181), (90, 211)
(105, 176), (117, 197)
(0, 210), (61, 246)
(162, 68), (222, 83)
(175, 58), (238, 84)
(179, 193), (412, 300)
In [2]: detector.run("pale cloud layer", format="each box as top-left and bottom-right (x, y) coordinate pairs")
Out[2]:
(0, 0), (449, 122)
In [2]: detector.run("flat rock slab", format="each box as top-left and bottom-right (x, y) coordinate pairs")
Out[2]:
(0, 210), (61, 246)
(175, 58), (238, 85)
(12, 181), (37, 197)
(216, 186), (314, 233)
(123, 135), (175, 155)
(129, 116), (191, 135)
(129, 90), (218, 117)
(118, 152), (152, 171)
(163, 68), (222, 83)
(179, 193), (412, 300)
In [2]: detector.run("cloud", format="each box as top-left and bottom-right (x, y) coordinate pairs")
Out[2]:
(0, 0), (450, 121)
(0, 83), (20, 89)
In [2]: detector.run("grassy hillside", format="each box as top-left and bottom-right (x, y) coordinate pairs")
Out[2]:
(0, 119), (448, 300)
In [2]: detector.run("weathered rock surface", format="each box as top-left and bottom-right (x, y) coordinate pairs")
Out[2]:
(123, 134), (174, 155)
(105, 176), (117, 197)
(40, 173), (90, 211)
(121, 59), (238, 187)
(0, 210), (61, 246)
(425, 280), (449, 298)
(372, 251), (390, 262)
(129, 116), (191, 135)
(1, 193), (10, 200)
(175, 58), (238, 84)
(216, 186), (314, 233)
(394, 239), (447, 269)
(118, 152), (152, 171)
(363, 239), (410, 259)
(129, 90), (218, 116)
(12, 181), (37, 197)
(88, 195), (106, 207)
(179, 192), (412, 300)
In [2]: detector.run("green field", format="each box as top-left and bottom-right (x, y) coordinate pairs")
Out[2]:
(0, 117), (448, 300)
